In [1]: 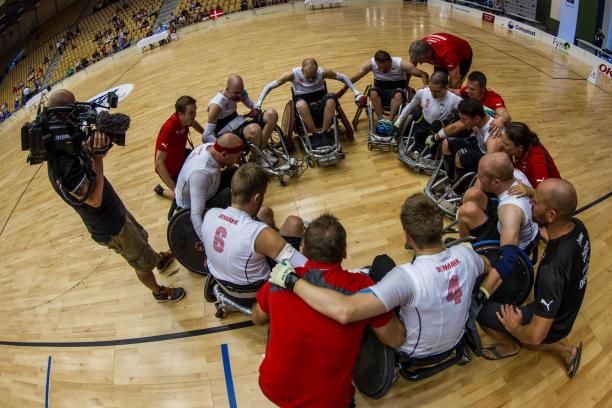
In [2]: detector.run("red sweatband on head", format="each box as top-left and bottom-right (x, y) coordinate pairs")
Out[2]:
(213, 140), (243, 154)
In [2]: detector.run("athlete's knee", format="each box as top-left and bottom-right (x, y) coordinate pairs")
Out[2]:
(458, 201), (483, 223)
(264, 108), (278, 122)
(325, 97), (336, 109)
(455, 152), (463, 168)
(463, 185), (484, 203)
(295, 99), (308, 112)
(369, 89), (380, 100)
(257, 206), (275, 227)
(280, 215), (305, 238)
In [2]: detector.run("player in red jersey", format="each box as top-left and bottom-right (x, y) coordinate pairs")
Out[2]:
(409, 32), (473, 89)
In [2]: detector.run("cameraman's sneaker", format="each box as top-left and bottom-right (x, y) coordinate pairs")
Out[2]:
(153, 184), (164, 196)
(157, 250), (174, 273)
(153, 286), (186, 303)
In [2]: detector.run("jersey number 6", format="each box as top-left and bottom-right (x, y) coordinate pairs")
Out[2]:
(213, 226), (227, 253)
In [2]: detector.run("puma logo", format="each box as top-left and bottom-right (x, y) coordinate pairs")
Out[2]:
(161, 143), (168, 148)
(540, 298), (554, 311)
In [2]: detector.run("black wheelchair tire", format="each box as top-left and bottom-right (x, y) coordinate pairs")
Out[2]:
(353, 327), (396, 399)
(167, 208), (208, 276)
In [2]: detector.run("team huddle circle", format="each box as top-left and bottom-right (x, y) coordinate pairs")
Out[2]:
(11, 4), (598, 406)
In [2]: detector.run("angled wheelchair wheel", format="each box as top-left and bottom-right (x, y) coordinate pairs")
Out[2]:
(352, 84), (372, 130)
(353, 327), (396, 399)
(203, 273), (217, 303)
(336, 105), (354, 141)
(167, 208), (207, 275)
(281, 100), (296, 153)
(473, 240), (534, 305)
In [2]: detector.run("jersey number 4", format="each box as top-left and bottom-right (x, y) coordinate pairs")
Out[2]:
(447, 274), (462, 304)
(213, 226), (227, 253)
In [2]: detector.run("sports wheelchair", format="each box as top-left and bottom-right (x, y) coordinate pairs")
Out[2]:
(352, 238), (535, 399)
(242, 123), (307, 186)
(424, 159), (477, 219)
(281, 85), (354, 167)
(351, 84), (414, 153)
(167, 208), (207, 275)
(203, 273), (258, 318)
(398, 112), (447, 174)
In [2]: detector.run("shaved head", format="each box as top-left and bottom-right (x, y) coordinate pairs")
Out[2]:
(47, 89), (76, 107)
(302, 58), (319, 79)
(479, 152), (514, 182)
(227, 75), (244, 89)
(537, 178), (577, 219)
(217, 132), (243, 148)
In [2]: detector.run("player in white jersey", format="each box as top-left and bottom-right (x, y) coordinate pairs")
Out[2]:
(339, 50), (429, 122)
(202, 163), (307, 301)
(270, 193), (492, 358)
(393, 72), (463, 151)
(203, 75), (278, 153)
(457, 152), (539, 299)
(256, 58), (366, 144)
(175, 133), (243, 241)
(435, 98), (501, 183)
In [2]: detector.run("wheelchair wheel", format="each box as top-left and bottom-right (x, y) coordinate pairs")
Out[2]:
(281, 100), (296, 152)
(167, 208), (207, 275)
(203, 273), (217, 303)
(473, 240), (534, 305)
(336, 105), (354, 141)
(353, 327), (396, 399)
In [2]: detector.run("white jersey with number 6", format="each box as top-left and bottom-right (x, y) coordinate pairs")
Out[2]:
(203, 206), (270, 285)
(369, 245), (484, 357)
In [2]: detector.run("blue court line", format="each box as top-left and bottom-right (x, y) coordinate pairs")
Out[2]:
(221, 343), (238, 408)
(44, 356), (52, 408)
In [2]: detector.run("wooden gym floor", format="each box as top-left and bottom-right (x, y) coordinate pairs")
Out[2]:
(0, 2), (611, 406)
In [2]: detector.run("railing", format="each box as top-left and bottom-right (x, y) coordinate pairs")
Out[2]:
(576, 39), (612, 63)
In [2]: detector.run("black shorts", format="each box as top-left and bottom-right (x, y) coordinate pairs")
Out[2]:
(469, 214), (500, 243)
(294, 90), (338, 128)
(446, 137), (483, 173)
(234, 113), (266, 141)
(478, 301), (566, 344)
(370, 85), (406, 108)
(434, 53), (473, 84)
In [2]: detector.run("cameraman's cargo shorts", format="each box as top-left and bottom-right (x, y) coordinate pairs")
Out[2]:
(101, 211), (160, 276)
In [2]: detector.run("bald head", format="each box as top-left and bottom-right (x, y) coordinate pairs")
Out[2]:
(47, 89), (76, 107)
(537, 178), (577, 219)
(479, 152), (514, 182)
(302, 58), (319, 79)
(227, 75), (244, 89)
(217, 132), (243, 148)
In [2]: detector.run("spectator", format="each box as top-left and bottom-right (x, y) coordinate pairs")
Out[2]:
(66, 66), (75, 77)
(594, 28), (605, 49)
(241, 0), (249, 10)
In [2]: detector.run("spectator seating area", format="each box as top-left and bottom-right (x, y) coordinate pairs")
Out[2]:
(0, 0), (85, 114)
(0, 0), (290, 124)
(53, 0), (163, 84)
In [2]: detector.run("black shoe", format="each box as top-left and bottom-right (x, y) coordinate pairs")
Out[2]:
(154, 184), (164, 196)
(157, 250), (174, 272)
(153, 286), (186, 303)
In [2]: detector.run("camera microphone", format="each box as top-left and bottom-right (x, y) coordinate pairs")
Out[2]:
(95, 111), (130, 146)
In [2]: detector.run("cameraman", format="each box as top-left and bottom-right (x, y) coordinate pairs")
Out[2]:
(46, 89), (185, 303)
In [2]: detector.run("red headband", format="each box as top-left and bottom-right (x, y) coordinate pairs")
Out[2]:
(213, 140), (244, 154)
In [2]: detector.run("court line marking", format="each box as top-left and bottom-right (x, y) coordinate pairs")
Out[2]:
(45, 355), (52, 408)
(221, 343), (238, 408)
(0, 193), (610, 348)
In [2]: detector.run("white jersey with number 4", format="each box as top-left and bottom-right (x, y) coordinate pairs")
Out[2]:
(369, 245), (484, 357)
(203, 206), (270, 285)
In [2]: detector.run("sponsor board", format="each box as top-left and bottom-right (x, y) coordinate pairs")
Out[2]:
(450, 3), (480, 17)
(552, 37), (571, 52)
(482, 12), (495, 23)
(87, 84), (134, 110)
(599, 63), (612, 78)
(507, 20), (537, 37)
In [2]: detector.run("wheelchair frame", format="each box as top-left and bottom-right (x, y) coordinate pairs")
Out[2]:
(398, 115), (444, 174)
